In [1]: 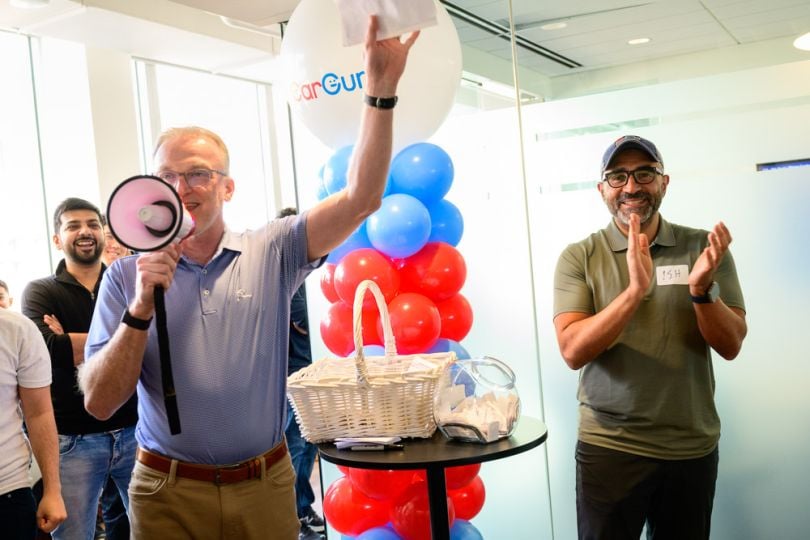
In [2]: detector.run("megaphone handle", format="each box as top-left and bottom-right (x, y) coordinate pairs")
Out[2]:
(154, 286), (182, 435)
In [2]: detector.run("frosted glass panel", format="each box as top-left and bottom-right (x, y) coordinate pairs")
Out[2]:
(523, 59), (810, 539)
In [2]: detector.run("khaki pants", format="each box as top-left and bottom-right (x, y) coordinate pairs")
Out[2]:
(128, 451), (298, 540)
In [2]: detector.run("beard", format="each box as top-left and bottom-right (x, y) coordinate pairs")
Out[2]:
(605, 190), (663, 227)
(64, 236), (103, 265)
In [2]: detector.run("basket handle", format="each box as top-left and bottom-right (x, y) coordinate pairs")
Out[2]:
(352, 280), (397, 385)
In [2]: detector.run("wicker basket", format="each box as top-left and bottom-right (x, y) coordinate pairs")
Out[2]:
(287, 280), (456, 443)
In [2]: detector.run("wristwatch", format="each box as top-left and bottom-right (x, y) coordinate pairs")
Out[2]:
(364, 94), (398, 109)
(121, 309), (152, 330)
(691, 281), (720, 304)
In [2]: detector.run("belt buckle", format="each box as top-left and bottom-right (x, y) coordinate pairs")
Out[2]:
(215, 463), (243, 485)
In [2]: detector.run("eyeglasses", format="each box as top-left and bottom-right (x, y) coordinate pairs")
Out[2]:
(602, 166), (663, 188)
(155, 168), (227, 188)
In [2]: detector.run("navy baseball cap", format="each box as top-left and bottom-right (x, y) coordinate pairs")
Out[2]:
(601, 135), (664, 174)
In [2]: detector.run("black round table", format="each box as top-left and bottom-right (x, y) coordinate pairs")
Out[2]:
(317, 416), (548, 540)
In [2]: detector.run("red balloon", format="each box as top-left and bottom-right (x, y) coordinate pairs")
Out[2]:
(398, 242), (467, 301)
(348, 468), (420, 500)
(323, 476), (390, 536)
(334, 248), (400, 308)
(320, 263), (339, 303)
(321, 302), (382, 356)
(357, 307), (383, 349)
(448, 475), (485, 521)
(382, 293), (441, 354)
(391, 481), (455, 540)
(320, 302), (354, 356)
(436, 293), (473, 342)
(445, 463), (481, 490)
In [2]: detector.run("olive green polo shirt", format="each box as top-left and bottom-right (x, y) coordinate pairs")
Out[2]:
(554, 217), (745, 459)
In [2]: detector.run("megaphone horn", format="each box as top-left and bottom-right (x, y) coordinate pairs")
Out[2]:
(106, 175), (195, 252)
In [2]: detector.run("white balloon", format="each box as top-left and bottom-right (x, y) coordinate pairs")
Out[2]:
(281, 0), (462, 151)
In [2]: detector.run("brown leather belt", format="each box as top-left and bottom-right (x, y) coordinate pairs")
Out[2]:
(136, 440), (288, 485)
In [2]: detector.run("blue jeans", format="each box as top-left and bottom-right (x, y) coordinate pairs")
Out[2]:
(52, 426), (136, 540)
(100, 476), (130, 540)
(285, 401), (317, 516)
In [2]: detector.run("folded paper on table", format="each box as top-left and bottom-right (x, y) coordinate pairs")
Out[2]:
(335, 436), (402, 449)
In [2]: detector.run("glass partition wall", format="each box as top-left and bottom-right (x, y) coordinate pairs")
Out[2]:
(3, 1), (808, 537)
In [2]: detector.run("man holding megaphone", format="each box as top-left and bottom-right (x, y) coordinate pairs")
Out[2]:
(79, 16), (419, 540)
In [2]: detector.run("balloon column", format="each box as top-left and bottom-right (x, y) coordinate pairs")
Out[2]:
(319, 142), (473, 357)
(282, 0), (485, 537)
(316, 141), (485, 540)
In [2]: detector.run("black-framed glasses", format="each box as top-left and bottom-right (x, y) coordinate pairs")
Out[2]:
(603, 166), (662, 188)
(155, 168), (227, 188)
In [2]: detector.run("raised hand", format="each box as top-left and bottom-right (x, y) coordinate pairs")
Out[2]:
(363, 15), (420, 97)
(689, 221), (732, 294)
(626, 213), (653, 297)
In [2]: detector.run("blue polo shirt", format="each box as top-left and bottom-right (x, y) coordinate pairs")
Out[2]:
(86, 213), (321, 464)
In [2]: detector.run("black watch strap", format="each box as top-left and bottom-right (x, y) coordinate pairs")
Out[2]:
(364, 94), (398, 109)
(690, 281), (719, 304)
(122, 309), (152, 330)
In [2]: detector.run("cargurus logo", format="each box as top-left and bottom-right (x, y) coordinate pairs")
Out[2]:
(291, 70), (366, 101)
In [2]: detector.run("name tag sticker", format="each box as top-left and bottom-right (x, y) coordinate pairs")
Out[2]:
(656, 265), (689, 286)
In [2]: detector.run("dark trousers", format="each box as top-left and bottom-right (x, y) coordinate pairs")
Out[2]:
(1, 487), (37, 540)
(576, 441), (719, 540)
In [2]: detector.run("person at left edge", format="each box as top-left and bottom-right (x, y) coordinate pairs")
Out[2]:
(0, 308), (67, 539)
(78, 16), (419, 540)
(21, 198), (137, 540)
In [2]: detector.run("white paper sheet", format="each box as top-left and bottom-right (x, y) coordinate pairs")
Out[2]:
(336, 0), (437, 47)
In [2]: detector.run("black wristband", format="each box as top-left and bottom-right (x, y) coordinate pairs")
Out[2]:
(122, 309), (152, 331)
(364, 94), (398, 109)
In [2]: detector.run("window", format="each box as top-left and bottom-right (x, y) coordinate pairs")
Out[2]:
(134, 61), (286, 230)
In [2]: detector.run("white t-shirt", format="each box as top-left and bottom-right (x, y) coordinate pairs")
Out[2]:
(0, 309), (52, 495)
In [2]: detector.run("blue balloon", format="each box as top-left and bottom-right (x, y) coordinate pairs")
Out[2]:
(357, 527), (403, 540)
(323, 145), (354, 194)
(326, 221), (372, 264)
(389, 143), (454, 205)
(367, 194), (431, 259)
(428, 338), (470, 359)
(428, 199), (464, 246)
(450, 520), (483, 540)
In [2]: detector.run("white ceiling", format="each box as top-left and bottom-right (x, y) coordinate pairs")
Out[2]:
(165, 0), (810, 77)
(1, 0), (808, 88)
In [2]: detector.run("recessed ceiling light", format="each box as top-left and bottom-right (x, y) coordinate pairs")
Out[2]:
(628, 37), (651, 45)
(540, 22), (568, 31)
(794, 32), (810, 51)
(9, 0), (50, 8)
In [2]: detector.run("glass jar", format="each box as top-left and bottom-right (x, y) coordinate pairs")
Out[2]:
(433, 356), (521, 443)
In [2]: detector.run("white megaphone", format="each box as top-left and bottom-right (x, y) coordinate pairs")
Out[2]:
(106, 175), (195, 252)
(106, 175), (194, 436)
